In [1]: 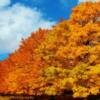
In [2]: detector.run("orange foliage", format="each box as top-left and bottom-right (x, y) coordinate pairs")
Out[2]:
(0, 2), (100, 98)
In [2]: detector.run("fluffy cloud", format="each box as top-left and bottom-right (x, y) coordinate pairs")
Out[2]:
(0, 1), (55, 54)
(78, 0), (100, 3)
(0, 0), (10, 8)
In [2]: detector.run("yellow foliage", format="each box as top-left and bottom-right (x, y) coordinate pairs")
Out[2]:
(0, 1), (100, 98)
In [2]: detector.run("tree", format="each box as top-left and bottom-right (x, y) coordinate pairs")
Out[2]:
(0, 2), (100, 98)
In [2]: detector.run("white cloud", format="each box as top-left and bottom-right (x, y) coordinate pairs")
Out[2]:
(0, 0), (10, 8)
(78, 0), (100, 3)
(0, 1), (56, 54)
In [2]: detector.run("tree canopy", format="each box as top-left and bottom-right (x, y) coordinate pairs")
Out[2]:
(0, 2), (100, 98)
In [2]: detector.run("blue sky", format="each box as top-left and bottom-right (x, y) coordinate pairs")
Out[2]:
(11, 0), (78, 20)
(0, 0), (87, 60)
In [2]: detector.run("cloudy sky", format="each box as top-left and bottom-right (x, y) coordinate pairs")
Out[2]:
(0, 0), (98, 60)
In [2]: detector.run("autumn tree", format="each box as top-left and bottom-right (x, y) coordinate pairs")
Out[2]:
(0, 1), (100, 98)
